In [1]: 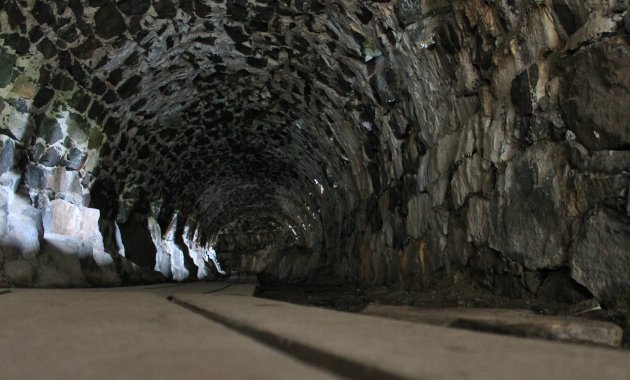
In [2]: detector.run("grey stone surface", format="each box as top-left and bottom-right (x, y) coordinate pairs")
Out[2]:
(571, 208), (630, 308)
(0, 135), (15, 175)
(465, 196), (490, 245)
(560, 36), (630, 150)
(148, 216), (172, 278)
(4, 195), (43, 259)
(489, 143), (571, 269)
(572, 150), (630, 174)
(32, 262), (72, 288)
(4, 260), (34, 287)
(43, 199), (98, 243)
(175, 292), (630, 380)
(81, 249), (121, 288)
(0, 289), (340, 380)
(39, 234), (90, 287)
(48, 167), (83, 205)
(0, 186), (8, 240)
(362, 305), (624, 347)
(0, 1), (627, 305)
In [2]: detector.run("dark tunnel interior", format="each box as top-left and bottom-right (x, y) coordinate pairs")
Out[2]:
(0, 0), (629, 310)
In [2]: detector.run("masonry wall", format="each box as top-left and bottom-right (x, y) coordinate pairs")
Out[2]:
(0, 1), (628, 307)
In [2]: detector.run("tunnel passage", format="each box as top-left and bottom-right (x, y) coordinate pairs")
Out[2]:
(0, 1), (630, 307)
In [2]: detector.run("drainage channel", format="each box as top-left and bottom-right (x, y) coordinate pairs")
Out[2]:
(167, 295), (411, 380)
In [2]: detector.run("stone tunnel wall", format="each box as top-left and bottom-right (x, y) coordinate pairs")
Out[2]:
(344, 0), (630, 307)
(0, 1), (629, 307)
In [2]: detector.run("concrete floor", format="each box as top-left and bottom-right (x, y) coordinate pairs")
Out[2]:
(0, 284), (336, 380)
(1, 283), (629, 380)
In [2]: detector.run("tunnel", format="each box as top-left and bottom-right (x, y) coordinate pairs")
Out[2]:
(0, 0), (629, 309)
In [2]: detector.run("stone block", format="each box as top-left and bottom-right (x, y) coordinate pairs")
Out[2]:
(0, 100), (34, 142)
(465, 196), (489, 245)
(446, 215), (469, 266)
(3, 259), (34, 287)
(32, 261), (72, 288)
(406, 193), (431, 240)
(45, 167), (84, 205)
(0, 47), (17, 87)
(450, 153), (483, 209)
(0, 135), (16, 176)
(40, 233), (91, 287)
(560, 36), (630, 150)
(6, 195), (43, 258)
(149, 217), (172, 278)
(489, 142), (570, 269)
(571, 208), (630, 308)
(43, 199), (102, 251)
(44, 199), (84, 237)
(168, 243), (189, 282)
(23, 164), (49, 191)
(0, 186), (8, 242)
(40, 199), (115, 286)
(565, 13), (616, 51)
(582, 151), (630, 174)
(81, 250), (121, 287)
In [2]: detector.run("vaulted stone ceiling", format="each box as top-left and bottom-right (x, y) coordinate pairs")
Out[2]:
(6, 0), (366, 240)
(1, 1), (630, 307)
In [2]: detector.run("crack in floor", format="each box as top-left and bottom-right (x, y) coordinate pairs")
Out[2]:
(167, 295), (410, 380)
(203, 284), (233, 294)
(139, 283), (186, 290)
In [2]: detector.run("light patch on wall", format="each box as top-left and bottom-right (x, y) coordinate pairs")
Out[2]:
(114, 222), (126, 257)
(183, 224), (226, 278)
(314, 178), (324, 194)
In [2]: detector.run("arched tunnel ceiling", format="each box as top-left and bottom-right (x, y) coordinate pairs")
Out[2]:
(6, 0), (377, 237)
(2, 0), (630, 305)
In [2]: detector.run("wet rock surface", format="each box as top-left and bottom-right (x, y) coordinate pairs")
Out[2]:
(0, 1), (627, 311)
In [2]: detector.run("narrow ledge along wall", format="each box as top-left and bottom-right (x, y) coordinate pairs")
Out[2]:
(0, 1), (629, 307)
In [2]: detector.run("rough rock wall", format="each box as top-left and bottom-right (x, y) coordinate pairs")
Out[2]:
(347, 0), (630, 307)
(0, 1), (628, 306)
